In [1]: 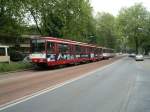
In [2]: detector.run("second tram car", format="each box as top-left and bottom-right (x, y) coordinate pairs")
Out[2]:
(29, 37), (114, 67)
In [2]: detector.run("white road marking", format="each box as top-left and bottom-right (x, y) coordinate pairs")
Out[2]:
(0, 58), (123, 111)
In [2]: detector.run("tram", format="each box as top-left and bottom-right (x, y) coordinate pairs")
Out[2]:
(29, 37), (114, 67)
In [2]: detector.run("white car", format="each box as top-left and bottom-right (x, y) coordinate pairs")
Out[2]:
(135, 54), (144, 61)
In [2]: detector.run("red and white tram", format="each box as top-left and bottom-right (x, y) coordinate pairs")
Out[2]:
(29, 37), (114, 67)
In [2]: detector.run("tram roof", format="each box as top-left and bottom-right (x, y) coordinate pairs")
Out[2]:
(32, 36), (109, 49)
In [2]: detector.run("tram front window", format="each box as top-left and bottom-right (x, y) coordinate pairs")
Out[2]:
(31, 40), (45, 53)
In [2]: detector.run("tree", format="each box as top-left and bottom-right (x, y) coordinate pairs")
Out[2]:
(21, 0), (95, 43)
(0, 0), (24, 37)
(0, 0), (28, 45)
(117, 3), (150, 54)
(95, 12), (116, 48)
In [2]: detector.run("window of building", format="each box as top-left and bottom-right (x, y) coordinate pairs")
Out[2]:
(0, 48), (5, 56)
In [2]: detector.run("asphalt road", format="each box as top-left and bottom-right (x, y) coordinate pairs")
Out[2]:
(1, 57), (150, 112)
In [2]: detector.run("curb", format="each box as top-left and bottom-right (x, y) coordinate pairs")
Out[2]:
(0, 68), (34, 75)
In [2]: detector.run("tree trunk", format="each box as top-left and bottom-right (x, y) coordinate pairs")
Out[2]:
(28, 8), (42, 35)
(135, 36), (139, 54)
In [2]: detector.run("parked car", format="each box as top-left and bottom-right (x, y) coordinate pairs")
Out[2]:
(129, 53), (136, 57)
(135, 54), (144, 61)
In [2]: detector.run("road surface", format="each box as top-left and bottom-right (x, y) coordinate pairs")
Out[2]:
(0, 57), (120, 105)
(1, 57), (150, 112)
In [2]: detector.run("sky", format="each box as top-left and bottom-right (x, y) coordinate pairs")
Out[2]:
(90, 0), (150, 16)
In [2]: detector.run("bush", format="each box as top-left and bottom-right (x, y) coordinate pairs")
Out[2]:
(9, 51), (28, 61)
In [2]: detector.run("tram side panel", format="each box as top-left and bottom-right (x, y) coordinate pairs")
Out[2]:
(46, 43), (90, 66)
(46, 43), (103, 66)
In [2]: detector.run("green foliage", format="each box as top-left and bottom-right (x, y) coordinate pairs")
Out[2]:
(117, 3), (150, 53)
(0, 0), (24, 37)
(95, 12), (116, 48)
(0, 62), (32, 73)
(1, 1), (150, 53)
(20, 0), (95, 43)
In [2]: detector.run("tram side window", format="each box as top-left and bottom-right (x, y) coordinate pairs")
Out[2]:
(87, 47), (90, 53)
(76, 45), (81, 54)
(99, 48), (102, 54)
(81, 47), (86, 53)
(58, 44), (69, 53)
(103, 49), (106, 53)
(90, 47), (94, 53)
(95, 48), (99, 54)
(47, 42), (55, 53)
(106, 49), (109, 53)
(0, 48), (5, 56)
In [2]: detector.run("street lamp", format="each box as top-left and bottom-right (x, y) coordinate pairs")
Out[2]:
(137, 27), (145, 54)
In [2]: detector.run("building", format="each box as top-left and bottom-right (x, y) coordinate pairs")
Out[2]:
(0, 45), (10, 63)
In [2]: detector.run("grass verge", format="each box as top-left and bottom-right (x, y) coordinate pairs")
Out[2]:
(0, 62), (32, 73)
